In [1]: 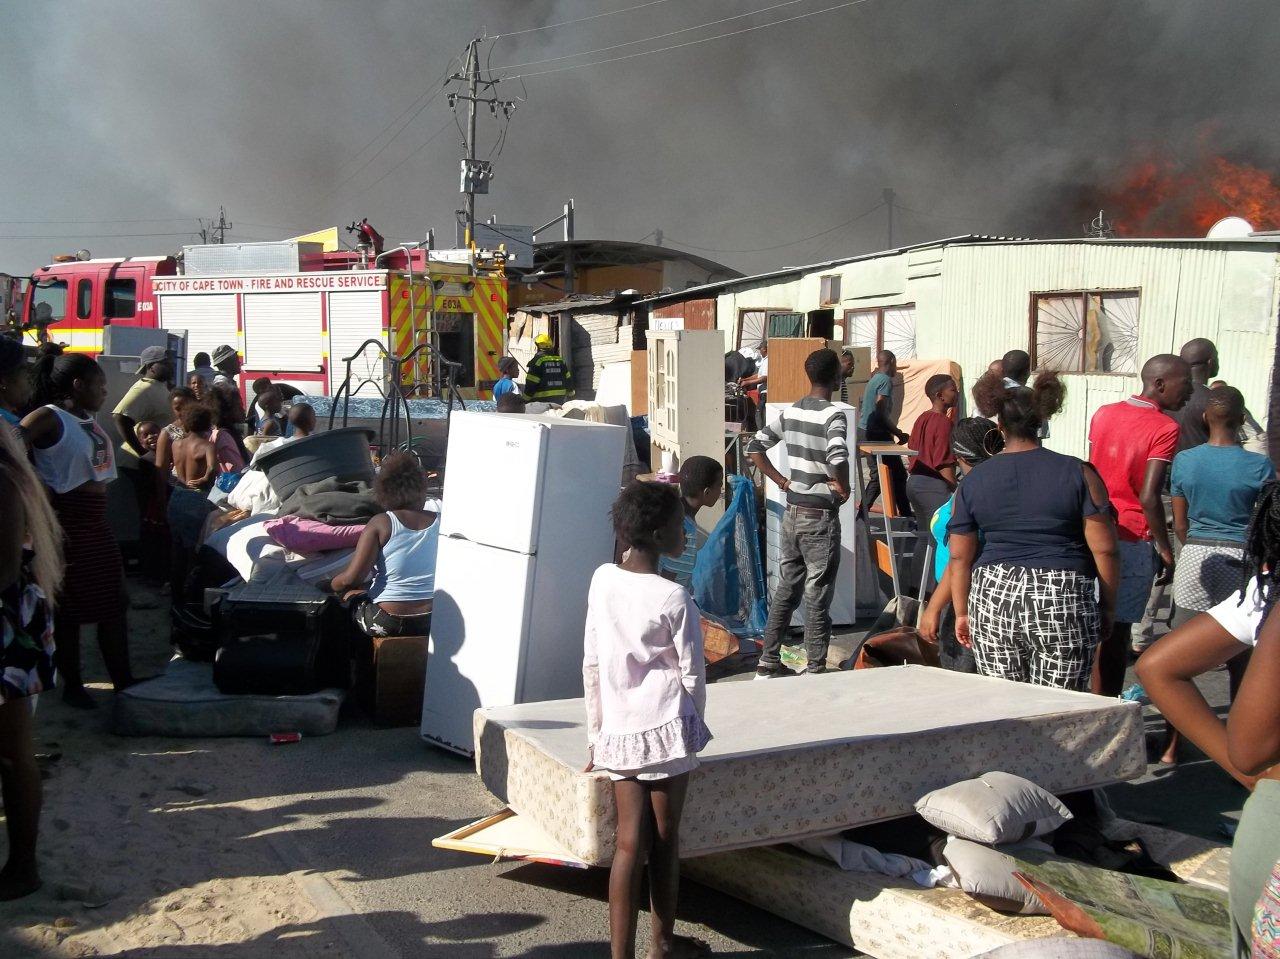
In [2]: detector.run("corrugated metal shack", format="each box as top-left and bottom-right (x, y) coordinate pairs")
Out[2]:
(509, 292), (644, 399)
(634, 234), (1280, 462)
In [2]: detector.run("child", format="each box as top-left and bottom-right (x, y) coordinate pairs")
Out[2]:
(583, 481), (712, 959)
(167, 403), (219, 594)
(328, 452), (438, 638)
(493, 356), (521, 401)
(659, 456), (724, 591)
(135, 420), (160, 456)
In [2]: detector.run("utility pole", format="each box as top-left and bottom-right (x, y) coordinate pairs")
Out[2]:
(882, 188), (896, 248)
(447, 37), (517, 247)
(464, 39), (479, 242)
(653, 228), (663, 247)
(197, 206), (231, 244)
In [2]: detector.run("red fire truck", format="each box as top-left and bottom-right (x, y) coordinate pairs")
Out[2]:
(6, 235), (509, 400)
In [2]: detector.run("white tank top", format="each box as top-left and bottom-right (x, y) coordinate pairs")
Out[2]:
(31, 405), (118, 494)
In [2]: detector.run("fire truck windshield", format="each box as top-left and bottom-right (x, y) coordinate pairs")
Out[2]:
(30, 279), (67, 327)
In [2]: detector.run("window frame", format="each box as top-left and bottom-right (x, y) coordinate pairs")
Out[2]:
(76, 278), (92, 320)
(1027, 288), (1142, 376)
(842, 301), (917, 356)
(819, 274), (841, 305)
(103, 277), (137, 320)
(735, 306), (791, 349)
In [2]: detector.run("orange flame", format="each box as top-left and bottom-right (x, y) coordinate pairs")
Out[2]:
(1096, 157), (1280, 236)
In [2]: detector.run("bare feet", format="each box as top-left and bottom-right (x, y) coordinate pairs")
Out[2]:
(0, 863), (42, 901)
(62, 685), (97, 710)
(647, 934), (711, 958)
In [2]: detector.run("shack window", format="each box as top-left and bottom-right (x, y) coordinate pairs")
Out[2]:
(76, 279), (92, 320)
(820, 275), (841, 304)
(842, 303), (917, 359)
(736, 308), (789, 350)
(104, 278), (137, 319)
(30, 279), (67, 327)
(1032, 291), (1139, 374)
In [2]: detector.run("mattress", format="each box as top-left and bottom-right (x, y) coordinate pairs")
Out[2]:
(681, 820), (1227, 959)
(474, 666), (1145, 866)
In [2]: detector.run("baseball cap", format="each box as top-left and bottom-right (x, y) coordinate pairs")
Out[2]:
(136, 345), (169, 375)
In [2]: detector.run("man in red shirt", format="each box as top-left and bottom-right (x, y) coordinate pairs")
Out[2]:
(1089, 354), (1192, 696)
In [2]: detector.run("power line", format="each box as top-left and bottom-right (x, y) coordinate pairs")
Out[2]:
(501, 0), (878, 80)
(0, 231), (198, 240)
(0, 216), (195, 225)
(660, 200), (885, 254)
(351, 118), (456, 199)
(496, 0), (682, 38)
(493, 0), (808, 72)
(895, 202), (985, 224)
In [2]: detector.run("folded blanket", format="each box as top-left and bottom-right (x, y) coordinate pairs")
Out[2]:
(279, 478), (379, 525)
(264, 516), (366, 553)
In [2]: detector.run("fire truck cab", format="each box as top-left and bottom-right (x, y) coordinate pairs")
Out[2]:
(17, 255), (178, 354)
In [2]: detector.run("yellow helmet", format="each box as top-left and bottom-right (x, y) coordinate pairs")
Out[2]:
(534, 334), (555, 350)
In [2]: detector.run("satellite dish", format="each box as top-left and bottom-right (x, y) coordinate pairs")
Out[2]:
(1207, 216), (1255, 239)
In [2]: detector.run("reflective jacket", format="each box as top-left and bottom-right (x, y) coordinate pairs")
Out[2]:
(524, 351), (574, 402)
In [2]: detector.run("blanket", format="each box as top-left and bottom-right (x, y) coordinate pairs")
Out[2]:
(279, 477), (380, 525)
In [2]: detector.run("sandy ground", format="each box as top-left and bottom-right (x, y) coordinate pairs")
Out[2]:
(0, 575), (1244, 958)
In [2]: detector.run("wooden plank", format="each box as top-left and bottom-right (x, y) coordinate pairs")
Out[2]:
(632, 349), (648, 414)
(766, 337), (828, 404)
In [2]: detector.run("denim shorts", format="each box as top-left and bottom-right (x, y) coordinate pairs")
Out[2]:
(1115, 539), (1157, 624)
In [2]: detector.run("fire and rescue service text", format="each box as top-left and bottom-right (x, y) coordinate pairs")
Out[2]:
(153, 273), (389, 294)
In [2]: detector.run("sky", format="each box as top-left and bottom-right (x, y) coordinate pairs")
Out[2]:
(3, 0), (1280, 277)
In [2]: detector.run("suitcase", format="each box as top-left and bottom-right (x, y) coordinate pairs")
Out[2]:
(212, 597), (351, 695)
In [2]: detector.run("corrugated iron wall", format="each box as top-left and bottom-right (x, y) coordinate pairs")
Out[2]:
(708, 240), (1279, 460)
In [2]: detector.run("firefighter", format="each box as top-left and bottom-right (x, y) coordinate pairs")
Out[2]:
(524, 334), (574, 404)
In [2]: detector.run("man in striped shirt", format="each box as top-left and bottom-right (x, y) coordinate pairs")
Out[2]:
(747, 348), (851, 677)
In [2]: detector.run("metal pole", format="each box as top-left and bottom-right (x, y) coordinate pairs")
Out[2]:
(882, 188), (895, 248)
(563, 198), (575, 297)
(464, 38), (479, 244)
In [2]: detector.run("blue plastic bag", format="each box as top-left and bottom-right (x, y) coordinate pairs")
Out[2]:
(690, 475), (767, 638)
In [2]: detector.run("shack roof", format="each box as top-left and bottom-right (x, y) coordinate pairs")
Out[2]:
(637, 232), (1280, 307)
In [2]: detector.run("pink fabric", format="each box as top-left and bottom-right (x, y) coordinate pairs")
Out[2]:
(263, 515), (366, 553)
(211, 428), (245, 473)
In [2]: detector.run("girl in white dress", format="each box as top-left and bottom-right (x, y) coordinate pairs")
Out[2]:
(584, 481), (712, 959)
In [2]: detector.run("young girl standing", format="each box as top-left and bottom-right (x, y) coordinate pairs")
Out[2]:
(584, 481), (712, 959)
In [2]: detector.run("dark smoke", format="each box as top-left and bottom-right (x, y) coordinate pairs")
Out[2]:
(3, 0), (1279, 276)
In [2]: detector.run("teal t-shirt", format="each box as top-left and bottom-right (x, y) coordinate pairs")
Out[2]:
(1171, 444), (1275, 542)
(859, 372), (893, 430)
(659, 515), (701, 590)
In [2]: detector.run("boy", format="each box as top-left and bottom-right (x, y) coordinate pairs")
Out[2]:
(747, 349), (851, 677)
(167, 404), (219, 590)
(135, 420), (161, 457)
(659, 455), (725, 591)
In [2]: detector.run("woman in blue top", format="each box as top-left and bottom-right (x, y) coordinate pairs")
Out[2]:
(947, 374), (1119, 691)
(493, 357), (521, 401)
(917, 416), (1004, 672)
(1171, 385), (1275, 613)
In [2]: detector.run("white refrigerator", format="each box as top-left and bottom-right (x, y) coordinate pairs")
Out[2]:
(421, 411), (626, 755)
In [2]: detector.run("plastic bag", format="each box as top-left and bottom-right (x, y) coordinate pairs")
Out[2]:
(691, 474), (767, 638)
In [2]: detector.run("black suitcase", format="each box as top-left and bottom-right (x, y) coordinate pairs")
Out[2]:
(212, 598), (351, 695)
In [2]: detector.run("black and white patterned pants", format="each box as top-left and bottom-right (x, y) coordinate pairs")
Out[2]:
(968, 564), (1100, 691)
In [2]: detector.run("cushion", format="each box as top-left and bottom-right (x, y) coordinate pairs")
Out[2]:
(914, 771), (1072, 845)
(942, 836), (1053, 916)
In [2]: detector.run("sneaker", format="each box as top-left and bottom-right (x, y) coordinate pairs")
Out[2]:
(754, 662), (797, 680)
(1119, 683), (1150, 705)
(802, 665), (828, 675)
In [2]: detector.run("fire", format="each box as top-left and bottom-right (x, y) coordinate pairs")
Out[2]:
(1094, 156), (1280, 236)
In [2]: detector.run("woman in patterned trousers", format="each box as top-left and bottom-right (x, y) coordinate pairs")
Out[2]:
(948, 373), (1119, 691)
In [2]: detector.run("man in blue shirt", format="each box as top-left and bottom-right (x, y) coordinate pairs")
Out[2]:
(493, 357), (520, 401)
(857, 350), (908, 520)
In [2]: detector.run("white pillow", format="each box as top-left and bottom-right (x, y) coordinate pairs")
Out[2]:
(914, 771), (1072, 845)
(942, 836), (1053, 916)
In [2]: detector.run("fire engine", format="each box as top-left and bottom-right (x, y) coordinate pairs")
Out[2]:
(6, 224), (509, 400)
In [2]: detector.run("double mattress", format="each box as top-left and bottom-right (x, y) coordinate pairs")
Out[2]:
(473, 666), (1145, 866)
